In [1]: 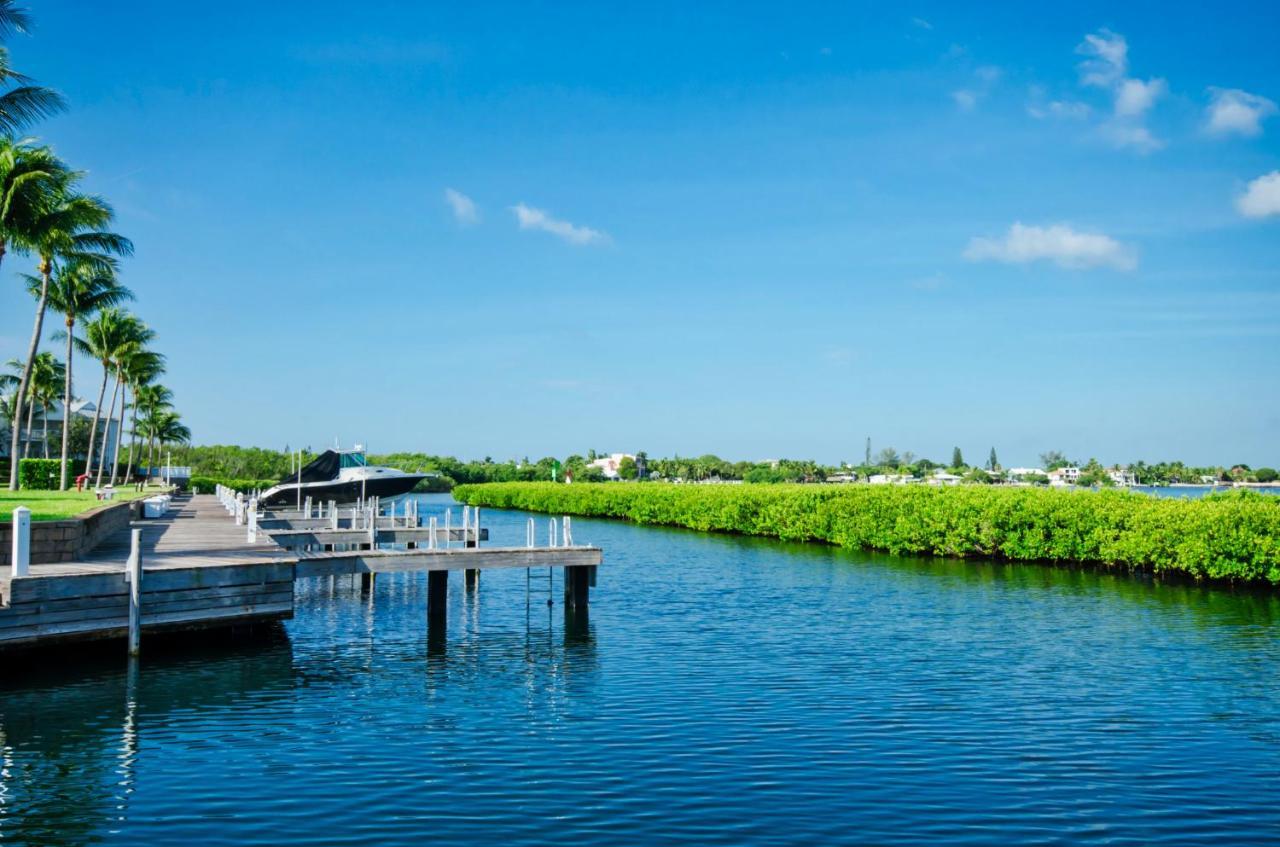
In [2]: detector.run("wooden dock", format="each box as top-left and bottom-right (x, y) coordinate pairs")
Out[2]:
(0, 493), (602, 651)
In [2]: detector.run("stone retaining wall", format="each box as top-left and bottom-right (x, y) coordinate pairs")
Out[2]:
(0, 498), (144, 566)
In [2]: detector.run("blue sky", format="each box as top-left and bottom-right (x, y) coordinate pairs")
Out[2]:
(2, 1), (1278, 466)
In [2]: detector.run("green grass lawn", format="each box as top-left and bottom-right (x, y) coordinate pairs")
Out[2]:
(0, 488), (154, 522)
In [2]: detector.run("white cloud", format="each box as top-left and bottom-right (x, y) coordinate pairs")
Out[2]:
(1027, 86), (1091, 120)
(975, 65), (1002, 84)
(1206, 88), (1278, 138)
(1114, 77), (1166, 117)
(964, 223), (1137, 270)
(1237, 171), (1280, 218)
(1107, 123), (1165, 153)
(952, 89), (977, 111)
(1074, 29), (1165, 154)
(510, 203), (609, 245)
(443, 188), (479, 225)
(912, 17), (933, 30)
(1076, 29), (1128, 88)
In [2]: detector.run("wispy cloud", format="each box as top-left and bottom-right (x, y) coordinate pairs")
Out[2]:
(1075, 29), (1166, 153)
(511, 203), (609, 246)
(911, 17), (933, 30)
(1027, 92), (1091, 120)
(1205, 88), (1278, 138)
(952, 90), (978, 111)
(964, 223), (1137, 271)
(1237, 171), (1280, 218)
(1076, 29), (1129, 88)
(952, 65), (1001, 112)
(443, 188), (479, 225)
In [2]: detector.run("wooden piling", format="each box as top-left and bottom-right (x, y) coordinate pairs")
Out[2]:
(126, 528), (142, 656)
(428, 570), (448, 621)
(464, 569), (479, 591)
(564, 564), (590, 609)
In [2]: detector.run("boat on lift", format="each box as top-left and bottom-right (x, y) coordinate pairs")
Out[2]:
(257, 447), (428, 507)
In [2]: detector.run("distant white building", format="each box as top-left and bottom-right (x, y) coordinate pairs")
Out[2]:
(1047, 466), (1080, 486)
(587, 453), (635, 480)
(929, 470), (962, 485)
(0, 396), (120, 465)
(1006, 467), (1045, 479)
(1108, 467), (1137, 487)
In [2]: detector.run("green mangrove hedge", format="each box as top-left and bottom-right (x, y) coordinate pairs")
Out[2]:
(453, 482), (1280, 584)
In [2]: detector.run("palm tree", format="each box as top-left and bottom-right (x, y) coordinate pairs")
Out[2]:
(0, 137), (68, 275)
(141, 410), (190, 474)
(0, 357), (21, 452)
(7, 186), (132, 489)
(75, 307), (127, 482)
(0, 3), (66, 135)
(41, 262), (133, 487)
(117, 348), (164, 483)
(0, 47), (65, 136)
(93, 314), (152, 488)
(131, 382), (171, 483)
(20, 351), (63, 458)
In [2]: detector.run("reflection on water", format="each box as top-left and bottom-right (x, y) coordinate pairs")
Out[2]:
(1, 493), (1279, 845)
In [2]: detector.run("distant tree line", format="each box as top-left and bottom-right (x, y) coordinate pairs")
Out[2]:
(167, 443), (1277, 490)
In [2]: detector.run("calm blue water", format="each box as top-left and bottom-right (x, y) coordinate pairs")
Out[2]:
(3, 492), (1280, 846)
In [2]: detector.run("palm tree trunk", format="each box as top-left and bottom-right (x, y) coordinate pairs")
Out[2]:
(7, 264), (51, 489)
(22, 400), (35, 458)
(41, 400), (49, 458)
(83, 364), (109, 480)
(110, 380), (127, 484)
(59, 316), (75, 489)
(125, 393), (140, 481)
(95, 373), (120, 488)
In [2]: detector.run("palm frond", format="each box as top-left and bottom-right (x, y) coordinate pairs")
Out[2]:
(0, 3), (34, 39)
(0, 85), (65, 134)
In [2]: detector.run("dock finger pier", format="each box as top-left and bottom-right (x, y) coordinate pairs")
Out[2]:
(1, 487), (603, 653)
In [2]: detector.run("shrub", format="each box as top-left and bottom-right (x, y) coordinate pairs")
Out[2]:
(189, 475), (280, 494)
(453, 482), (1280, 585)
(18, 458), (61, 490)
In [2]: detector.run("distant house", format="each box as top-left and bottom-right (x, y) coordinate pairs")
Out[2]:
(587, 453), (635, 480)
(1047, 466), (1080, 486)
(1006, 467), (1045, 480)
(929, 470), (962, 485)
(0, 396), (120, 466)
(826, 471), (857, 483)
(1108, 467), (1137, 487)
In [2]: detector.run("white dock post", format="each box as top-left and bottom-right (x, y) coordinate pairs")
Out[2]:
(444, 508), (452, 549)
(527, 517), (535, 548)
(235, 493), (245, 526)
(461, 506), (470, 546)
(549, 517), (558, 547)
(474, 507), (481, 548)
(367, 503), (376, 548)
(126, 528), (142, 657)
(563, 516), (572, 547)
(10, 506), (30, 577)
(329, 500), (338, 530)
(247, 498), (258, 542)
(428, 516), (438, 550)
(304, 495), (312, 518)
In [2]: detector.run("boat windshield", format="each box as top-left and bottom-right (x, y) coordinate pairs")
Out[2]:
(340, 452), (367, 469)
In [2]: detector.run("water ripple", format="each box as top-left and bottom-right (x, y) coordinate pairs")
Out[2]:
(2, 494), (1280, 845)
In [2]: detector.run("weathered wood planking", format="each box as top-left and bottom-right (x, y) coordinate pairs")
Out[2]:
(294, 546), (603, 579)
(267, 527), (489, 549)
(0, 493), (602, 651)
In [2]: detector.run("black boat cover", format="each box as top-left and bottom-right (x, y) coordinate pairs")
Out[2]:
(277, 450), (341, 485)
